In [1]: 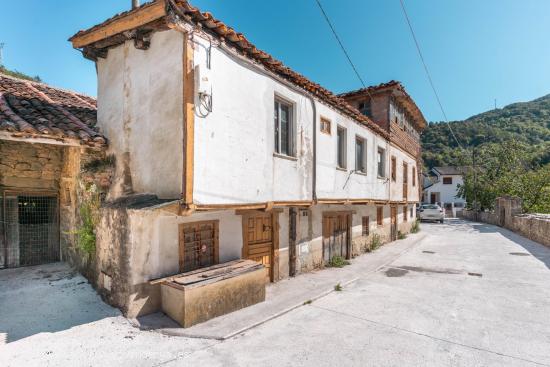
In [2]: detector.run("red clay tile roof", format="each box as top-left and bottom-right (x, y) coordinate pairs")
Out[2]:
(69, 0), (390, 139)
(0, 73), (105, 147)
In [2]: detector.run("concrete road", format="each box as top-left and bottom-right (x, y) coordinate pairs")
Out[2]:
(2, 220), (550, 366)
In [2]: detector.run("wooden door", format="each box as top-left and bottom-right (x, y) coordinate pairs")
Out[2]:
(403, 163), (408, 201)
(322, 212), (351, 264)
(430, 193), (436, 204)
(390, 206), (398, 241)
(242, 213), (274, 282)
(179, 221), (219, 273)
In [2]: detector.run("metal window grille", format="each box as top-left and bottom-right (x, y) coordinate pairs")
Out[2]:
(1, 193), (59, 269)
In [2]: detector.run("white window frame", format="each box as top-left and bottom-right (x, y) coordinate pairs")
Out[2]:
(355, 135), (367, 173)
(337, 126), (347, 169)
(377, 147), (386, 178)
(274, 97), (295, 157)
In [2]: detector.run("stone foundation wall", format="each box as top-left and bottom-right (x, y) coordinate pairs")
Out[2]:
(460, 197), (550, 248)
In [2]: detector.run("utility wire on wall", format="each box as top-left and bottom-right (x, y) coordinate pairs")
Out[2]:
(398, 0), (464, 150)
(314, 0), (374, 100)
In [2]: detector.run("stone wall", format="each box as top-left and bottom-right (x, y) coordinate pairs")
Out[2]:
(0, 140), (63, 191)
(460, 196), (550, 248)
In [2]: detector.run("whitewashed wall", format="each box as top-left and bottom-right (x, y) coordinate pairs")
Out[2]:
(96, 28), (420, 205)
(389, 145), (420, 202)
(192, 35), (314, 204)
(97, 30), (184, 199)
(315, 104), (390, 200)
(424, 174), (465, 204)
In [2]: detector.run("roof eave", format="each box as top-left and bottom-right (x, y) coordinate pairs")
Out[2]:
(69, 0), (166, 48)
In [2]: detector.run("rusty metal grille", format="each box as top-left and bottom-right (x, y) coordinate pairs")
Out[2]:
(1, 193), (59, 269)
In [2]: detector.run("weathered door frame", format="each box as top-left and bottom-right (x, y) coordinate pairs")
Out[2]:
(390, 205), (398, 241)
(238, 209), (281, 282)
(1, 189), (60, 269)
(322, 210), (352, 263)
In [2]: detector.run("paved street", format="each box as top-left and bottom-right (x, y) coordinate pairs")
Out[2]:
(2, 220), (550, 367)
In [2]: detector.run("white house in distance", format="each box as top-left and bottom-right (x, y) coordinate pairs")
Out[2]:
(68, 0), (426, 317)
(423, 166), (467, 215)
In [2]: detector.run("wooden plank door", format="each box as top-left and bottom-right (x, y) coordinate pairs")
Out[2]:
(390, 206), (398, 241)
(242, 213), (274, 282)
(322, 212), (351, 264)
(403, 163), (408, 201)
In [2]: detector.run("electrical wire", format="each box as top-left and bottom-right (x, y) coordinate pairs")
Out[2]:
(314, 0), (374, 100)
(398, 0), (464, 150)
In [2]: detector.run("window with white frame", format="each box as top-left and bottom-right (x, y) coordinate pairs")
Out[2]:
(377, 147), (386, 177)
(274, 98), (294, 156)
(355, 136), (366, 173)
(337, 126), (347, 169)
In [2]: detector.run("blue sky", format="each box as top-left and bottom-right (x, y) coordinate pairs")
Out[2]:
(1, 0), (549, 122)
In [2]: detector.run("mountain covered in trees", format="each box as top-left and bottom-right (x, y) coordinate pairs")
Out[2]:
(421, 94), (550, 169)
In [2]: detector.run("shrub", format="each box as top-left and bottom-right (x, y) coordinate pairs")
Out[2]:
(334, 283), (343, 291)
(370, 233), (381, 250)
(328, 255), (350, 268)
(398, 231), (407, 240)
(411, 219), (420, 233)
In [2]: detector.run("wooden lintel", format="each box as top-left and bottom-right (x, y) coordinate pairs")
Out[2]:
(70, 1), (166, 48)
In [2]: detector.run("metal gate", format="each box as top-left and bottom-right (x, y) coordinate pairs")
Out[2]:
(1, 192), (59, 269)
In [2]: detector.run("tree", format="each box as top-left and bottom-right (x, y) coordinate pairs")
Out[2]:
(457, 141), (550, 213)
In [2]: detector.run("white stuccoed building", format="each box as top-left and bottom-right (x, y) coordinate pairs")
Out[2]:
(69, 0), (427, 317)
(423, 166), (468, 216)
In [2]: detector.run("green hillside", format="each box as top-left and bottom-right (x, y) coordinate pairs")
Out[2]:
(422, 94), (550, 168)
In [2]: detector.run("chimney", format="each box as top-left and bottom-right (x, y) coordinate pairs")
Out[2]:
(132, 0), (140, 9)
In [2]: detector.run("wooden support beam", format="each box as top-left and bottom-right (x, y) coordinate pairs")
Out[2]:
(182, 32), (195, 206)
(70, 1), (166, 48)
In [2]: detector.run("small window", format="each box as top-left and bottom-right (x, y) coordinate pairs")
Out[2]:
(337, 126), (347, 169)
(358, 100), (371, 117)
(403, 205), (408, 222)
(377, 207), (383, 226)
(274, 98), (294, 157)
(320, 117), (331, 135)
(412, 166), (416, 186)
(403, 162), (408, 184)
(391, 156), (397, 181)
(377, 147), (386, 177)
(443, 177), (453, 185)
(362, 216), (370, 236)
(355, 136), (366, 173)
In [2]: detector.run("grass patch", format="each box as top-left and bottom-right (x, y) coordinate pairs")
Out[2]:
(369, 233), (381, 251)
(411, 219), (421, 234)
(303, 299), (313, 305)
(82, 155), (115, 172)
(328, 255), (350, 268)
(398, 231), (407, 240)
(334, 283), (343, 291)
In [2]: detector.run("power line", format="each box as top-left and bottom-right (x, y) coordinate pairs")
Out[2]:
(314, 0), (374, 99)
(398, 0), (463, 150)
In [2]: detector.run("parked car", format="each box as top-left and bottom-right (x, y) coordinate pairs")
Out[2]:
(418, 204), (445, 223)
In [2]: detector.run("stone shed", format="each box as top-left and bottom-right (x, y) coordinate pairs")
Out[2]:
(0, 73), (107, 270)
